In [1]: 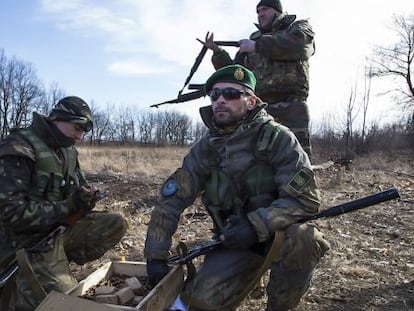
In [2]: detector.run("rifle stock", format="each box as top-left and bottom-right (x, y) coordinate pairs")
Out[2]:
(168, 187), (400, 265)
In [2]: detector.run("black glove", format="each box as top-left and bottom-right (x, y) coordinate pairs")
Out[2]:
(147, 259), (169, 287)
(221, 215), (258, 249)
(67, 187), (97, 213)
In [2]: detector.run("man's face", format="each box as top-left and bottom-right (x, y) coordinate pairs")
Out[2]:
(54, 121), (86, 142)
(210, 82), (256, 127)
(257, 5), (278, 30)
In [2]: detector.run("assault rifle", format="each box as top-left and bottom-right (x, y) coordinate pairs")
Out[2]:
(150, 37), (240, 108)
(168, 187), (401, 265)
(0, 225), (66, 288)
(0, 191), (109, 288)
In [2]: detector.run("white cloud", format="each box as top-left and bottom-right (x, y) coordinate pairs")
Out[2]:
(108, 61), (169, 75)
(35, 0), (413, 121)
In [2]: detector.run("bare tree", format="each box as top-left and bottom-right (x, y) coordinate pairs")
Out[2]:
(0, 50), (43, 138)
(40, 82), (66, 115)
(342, 83), (359, 157)
(138, 110), (156, 144)
(360, 63), (373, 150)
(370, 14), (414, 112)
(90, 102), (112, 143)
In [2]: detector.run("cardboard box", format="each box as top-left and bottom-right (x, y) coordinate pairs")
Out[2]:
(35, 261), (184, 311)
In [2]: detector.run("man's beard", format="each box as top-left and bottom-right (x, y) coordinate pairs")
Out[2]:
(213, 109), (244, 127)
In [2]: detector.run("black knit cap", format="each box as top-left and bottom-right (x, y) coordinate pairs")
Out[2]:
(256, 0), (283, 13)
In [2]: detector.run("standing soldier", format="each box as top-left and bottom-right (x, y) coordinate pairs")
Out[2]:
(144, 65), (329, 310)
(0, 96), (127, 310)
(202, 0), (315, 158)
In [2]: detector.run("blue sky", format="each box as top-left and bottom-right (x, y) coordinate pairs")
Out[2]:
(1, 0), (413, 127)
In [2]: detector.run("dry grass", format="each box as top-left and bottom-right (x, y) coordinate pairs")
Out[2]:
(78, 145), (188, 177)
(74, 145), (414, 311)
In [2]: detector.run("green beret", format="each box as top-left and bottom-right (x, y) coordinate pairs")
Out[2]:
(204, 64), (256, 94)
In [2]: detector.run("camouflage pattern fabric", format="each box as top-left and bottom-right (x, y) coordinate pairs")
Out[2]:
(265, 100), (311, 157)
(145, 103), (329, 310)
(211, 13), (315, 157)
(266, 223), (329, 310)
(2, 213), (127, 311)
(63, 211), (127, 265)
(181, 248), (264, 310)
(0, 114), (127, 310)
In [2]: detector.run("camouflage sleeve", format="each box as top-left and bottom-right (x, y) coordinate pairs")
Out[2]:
(255, 19), (315, 61)
(0, 155), (72, 235)
(247, 127), (320, 242)
(75, 157), (89, 188)
(211, 48), (234, 69)
(144, 141), (208, 261)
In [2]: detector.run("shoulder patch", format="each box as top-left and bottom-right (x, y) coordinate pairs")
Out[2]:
(161, 177), (178, 197)
(287, 167), (313, 193)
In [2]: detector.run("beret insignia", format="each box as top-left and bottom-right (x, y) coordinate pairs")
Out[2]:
(234, 68), (244, 81)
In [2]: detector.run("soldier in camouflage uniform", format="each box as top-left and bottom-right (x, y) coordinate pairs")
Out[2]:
(0, 96), (127, 310)
(203, 0), (315, 157)
(144, 65), (329, 311)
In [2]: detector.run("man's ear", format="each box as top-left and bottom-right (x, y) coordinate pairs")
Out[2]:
(247, 95), (257, 110)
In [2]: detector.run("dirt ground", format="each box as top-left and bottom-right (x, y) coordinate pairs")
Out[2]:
(74, 151), (414, 311)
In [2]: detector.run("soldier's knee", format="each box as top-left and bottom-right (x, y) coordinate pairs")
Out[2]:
(281, 223), (329, 271)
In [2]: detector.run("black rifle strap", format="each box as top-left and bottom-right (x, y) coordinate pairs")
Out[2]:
(226, 231), (285, 308)
(175, 242), (196, 284)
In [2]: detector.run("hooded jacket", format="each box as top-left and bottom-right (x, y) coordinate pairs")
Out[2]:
(144, 103), (320, 261)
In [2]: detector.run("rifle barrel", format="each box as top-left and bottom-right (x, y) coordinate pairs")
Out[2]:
(300, 187), (400, 222)
(168, 187), (400, 265)
(214, 41), (240, 47)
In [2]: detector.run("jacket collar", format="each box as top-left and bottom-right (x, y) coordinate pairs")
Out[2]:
(254, 13), (296, 34)
(31, 112), (76, 148)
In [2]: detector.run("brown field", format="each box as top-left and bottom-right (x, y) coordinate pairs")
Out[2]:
(75, 145), (414, 311)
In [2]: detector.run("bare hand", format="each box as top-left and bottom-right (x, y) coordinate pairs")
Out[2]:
(197, 31), (220, 52)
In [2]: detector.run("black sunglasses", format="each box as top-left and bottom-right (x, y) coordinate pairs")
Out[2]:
(209, 87), (250, 101)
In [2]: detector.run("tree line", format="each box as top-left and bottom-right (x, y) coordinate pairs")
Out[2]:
(0, 48), (206, 145)
(1, 14), (413, 156)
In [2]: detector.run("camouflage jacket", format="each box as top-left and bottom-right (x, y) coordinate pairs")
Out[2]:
(0, 113), (87, 256)
(144, 103), (320, 261)
(212, 13), (315, 103)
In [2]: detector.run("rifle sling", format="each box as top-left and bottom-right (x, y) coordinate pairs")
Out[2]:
(182, 231), (285, 310)
(16, 248), (47, 301)
(226, 231), (285, 308)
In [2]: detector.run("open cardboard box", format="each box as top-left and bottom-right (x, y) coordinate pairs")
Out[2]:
(35, 261), (184, 311)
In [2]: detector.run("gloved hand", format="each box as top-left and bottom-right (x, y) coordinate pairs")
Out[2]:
(220, 215), (258, 249)
(147, 259), (169, 287)
(67, 187), (98, 214)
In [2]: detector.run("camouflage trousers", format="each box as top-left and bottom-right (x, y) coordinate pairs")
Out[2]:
(0, 211), (127, 311)
(265, 101), (312, 158)
(180, 223), (329, 311)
